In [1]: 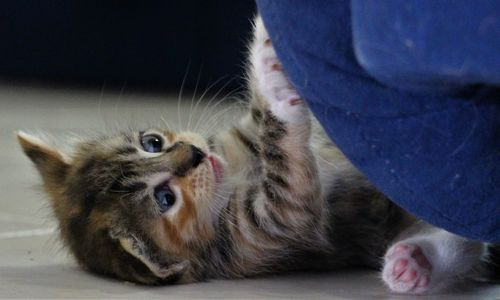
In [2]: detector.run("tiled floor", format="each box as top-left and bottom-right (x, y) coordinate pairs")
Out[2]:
(0, 82), (498, 299)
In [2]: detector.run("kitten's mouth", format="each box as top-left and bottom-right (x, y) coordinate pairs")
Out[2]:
(208, 155), (223, 183)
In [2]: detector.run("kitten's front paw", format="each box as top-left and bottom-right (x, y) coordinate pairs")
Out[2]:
(252, 20), (308, 126)
(382, 243), (433, 294)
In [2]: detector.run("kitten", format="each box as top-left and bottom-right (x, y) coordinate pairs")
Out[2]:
(17, 17), (497, 294)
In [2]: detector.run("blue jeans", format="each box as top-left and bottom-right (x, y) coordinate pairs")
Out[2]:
(257, 0), (500, 242)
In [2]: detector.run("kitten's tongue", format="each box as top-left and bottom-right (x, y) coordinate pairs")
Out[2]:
(208, 156), (223, 182)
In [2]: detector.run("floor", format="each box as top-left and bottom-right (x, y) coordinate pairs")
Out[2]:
(0, 82), (498, 299)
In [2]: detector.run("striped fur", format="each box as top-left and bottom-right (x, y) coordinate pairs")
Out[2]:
(17, 16), (493, 294)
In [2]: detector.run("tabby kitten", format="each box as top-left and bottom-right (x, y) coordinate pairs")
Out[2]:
(18, 17), (495, 294)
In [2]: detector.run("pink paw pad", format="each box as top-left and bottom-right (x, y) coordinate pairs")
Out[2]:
(288, 98), (302, 106)
(252, 22), (307, 125)
(271, 63), (283, 71)
(382, 243), (433, 294)
(262, 56), (283, 73)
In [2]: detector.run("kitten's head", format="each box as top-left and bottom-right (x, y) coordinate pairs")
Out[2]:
(17, 129), (226, 284)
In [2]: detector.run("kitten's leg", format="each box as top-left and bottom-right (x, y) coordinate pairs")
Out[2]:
(382, 226), (485, 294)
(210, 19), (326, 277)
(240, 17), (324, 238)
(224, 17), (309, 167)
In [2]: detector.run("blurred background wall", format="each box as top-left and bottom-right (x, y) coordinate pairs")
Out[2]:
(0, 0), (256, 93)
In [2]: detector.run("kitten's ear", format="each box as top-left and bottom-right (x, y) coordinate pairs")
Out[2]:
(16, 131), (70, 187)
(117, 233), (189, 282)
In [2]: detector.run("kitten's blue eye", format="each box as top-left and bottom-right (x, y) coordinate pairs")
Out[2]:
(141, 134), (163, 153)
(154, 184), (176, 213)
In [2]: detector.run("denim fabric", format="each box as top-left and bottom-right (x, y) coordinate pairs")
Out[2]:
(352, 0), (500, 93)
(257, 0), (499, 242)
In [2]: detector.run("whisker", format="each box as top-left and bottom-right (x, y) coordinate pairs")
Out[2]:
(197, 89), (245, 137)
(199, 103), (237, 137)
(187, 67), (203, 132)
(177, 62), (191, 132)
(193, 78), (237, 133)
(111, 81), (127, 130)
(97, 81), (107, 129)
(190, 76), (228, 133)
(195, 89), (241, 136)
(160, 115), (172, 132)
